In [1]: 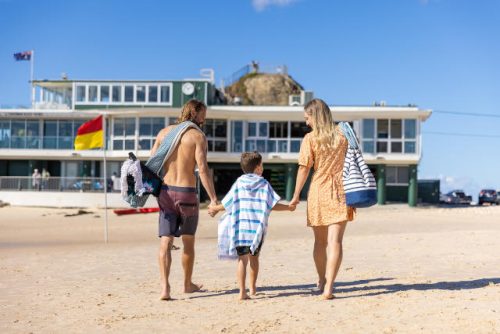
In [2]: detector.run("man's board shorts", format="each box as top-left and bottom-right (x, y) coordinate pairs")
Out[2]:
(157, 185), (199, 237)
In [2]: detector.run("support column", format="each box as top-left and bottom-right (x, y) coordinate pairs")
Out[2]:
(285, 163), (297, 201)
(408, 165), (418, 207)
(377, 164), (386, 205)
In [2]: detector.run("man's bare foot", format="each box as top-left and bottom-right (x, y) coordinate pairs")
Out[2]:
(239, 293), (251, 300)
(319, 293), (335, 300)
(184, 282), (203, 293)
(160, 284), (171, 300)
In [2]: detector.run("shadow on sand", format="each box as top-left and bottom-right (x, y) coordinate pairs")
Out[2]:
(187, 277), (499, 300)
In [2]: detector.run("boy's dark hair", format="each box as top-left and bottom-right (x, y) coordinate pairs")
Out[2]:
(240, 151), (262, 174)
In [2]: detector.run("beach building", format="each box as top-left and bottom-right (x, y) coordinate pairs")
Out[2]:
(0, 69), (431, 206)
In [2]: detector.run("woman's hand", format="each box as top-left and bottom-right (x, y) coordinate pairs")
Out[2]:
(289, 196), (300, 207)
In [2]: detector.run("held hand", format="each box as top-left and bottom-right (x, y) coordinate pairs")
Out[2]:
(288, 204), (296, 212)
(289, 196), (300, 207)
(207, 200), (219, 218)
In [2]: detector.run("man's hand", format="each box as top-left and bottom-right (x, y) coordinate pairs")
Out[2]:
(207, 201), (219, 217)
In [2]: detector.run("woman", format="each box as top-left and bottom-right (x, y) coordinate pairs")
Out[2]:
(289, 98), (355, 300)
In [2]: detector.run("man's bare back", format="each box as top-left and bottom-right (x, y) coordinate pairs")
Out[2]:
(151, 125), (205, 188)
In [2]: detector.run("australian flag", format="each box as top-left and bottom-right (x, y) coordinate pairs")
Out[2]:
(14, 50), (32, 61)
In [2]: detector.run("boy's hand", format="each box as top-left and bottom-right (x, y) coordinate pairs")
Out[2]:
(288, 204), (297, 212)
(207, 203), (218, 217)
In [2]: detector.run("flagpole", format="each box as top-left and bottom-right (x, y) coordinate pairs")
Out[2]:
(30, 50), (35, 108)
(102, 114), (109, 243)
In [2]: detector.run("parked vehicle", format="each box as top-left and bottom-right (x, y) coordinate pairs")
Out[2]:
(439, 190), (472, 205)
(478, 189), (497, 205)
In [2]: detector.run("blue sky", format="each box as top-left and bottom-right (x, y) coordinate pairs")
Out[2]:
(1, 0), (499, 198)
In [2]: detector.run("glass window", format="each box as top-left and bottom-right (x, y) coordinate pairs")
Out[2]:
(203, 121), (214, 137)
(113, 140), (123, 150)
(232, 121), (243, 152)
(290, 140), (301, 152)
(100, 86), (110, 102)
(139, 139), (151, 150)
(214, 141), (227, 152)
(377, 119), (389, 139)
(73, 120), (85, 136)
(76, 85), (86, 102)
(58, 137), (72, 149)
(259, 123), (268, 137)
(256, 140), (266, 152)
(397, 167), (409, 184)
(114, 119), (124, 136)
(139, 118), (152, 136)
(148, 86), (158, 103)
(391, 142), (402, 153)
(124, 86), (134, 102)
(291, 122), (309, 137)
(363, 141), (374, 153)
(405, 141), (416, 153)
(362, 119), (375, 139)
(376, 142), (387, 153)
(278, 140), (287, 152)
(391, 120), (402, 139)
(26, 121), (39, 136)
(88, 85), (98, 102)
(160, 85), (170, 103)
(11, 120), (25, 137)
(125, 140), (135, 150)
(152, 118), (165, 134)
(269, 122), (288, 138)
(214, 120), (226, 137)
(112, 86), (122, 102)
(267, 140), (276, 152)
(125, 118), (135, 136)
(248, 123), (256, 137)
(136, 86), (146, 102)
(245, 140), (256, 151)
(404, 119), (416, 139)
(387, 167), (397, 184)
(58, 121), (73, 137)
(0, 121), (10, 148)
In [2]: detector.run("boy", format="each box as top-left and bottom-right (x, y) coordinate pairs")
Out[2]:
(209, 152), (295, 300)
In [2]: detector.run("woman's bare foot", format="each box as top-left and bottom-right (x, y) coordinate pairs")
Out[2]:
(239, 293), (251, 300)
(249, 287), (257, 296)
(160, 284), (171, 300)
(184, 282), (203, 293)
(317, 279), (326, 292)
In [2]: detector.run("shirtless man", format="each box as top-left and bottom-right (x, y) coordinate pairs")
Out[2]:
(151, 99), (218, 301)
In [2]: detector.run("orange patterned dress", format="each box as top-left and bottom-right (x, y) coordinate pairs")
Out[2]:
(298, 127), (355, 226)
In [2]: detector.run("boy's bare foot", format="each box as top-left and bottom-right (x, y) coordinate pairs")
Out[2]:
(160, 284), (171, 300)
(239, 293), (251, 300)
(184, 282), (203, 293)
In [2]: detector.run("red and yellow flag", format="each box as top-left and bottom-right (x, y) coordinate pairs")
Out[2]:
(74, 115), (103, 150)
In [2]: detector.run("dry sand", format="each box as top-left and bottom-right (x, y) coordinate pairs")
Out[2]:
(1, 203), (499, 333)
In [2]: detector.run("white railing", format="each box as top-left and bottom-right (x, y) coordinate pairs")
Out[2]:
(0, 176), (115, 192)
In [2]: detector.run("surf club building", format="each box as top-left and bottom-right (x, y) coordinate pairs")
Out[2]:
(0, 72), (431, 206)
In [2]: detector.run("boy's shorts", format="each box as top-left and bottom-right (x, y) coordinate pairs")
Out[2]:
(236, 240), (263, 256)
(157, 185), (199, 237)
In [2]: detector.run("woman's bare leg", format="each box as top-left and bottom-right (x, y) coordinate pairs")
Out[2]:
(312, 226), (328, 291)
(249, 255), (259, 295)
(322, 221), (347, 299)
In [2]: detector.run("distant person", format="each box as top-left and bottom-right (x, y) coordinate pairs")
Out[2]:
(151, 99), (218, 301)
(289, 99), (356, 300)
(209, 152), (295, 300)
(32, 169), (41, 191)
(111, 172), (120, 192)
(42, 168), (50, 190)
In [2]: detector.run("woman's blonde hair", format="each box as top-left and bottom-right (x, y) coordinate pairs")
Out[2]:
(177, 99), (207, 124)
(304, 98), (336, 150)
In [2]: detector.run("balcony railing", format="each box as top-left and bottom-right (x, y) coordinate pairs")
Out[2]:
(0, 176), (116, 192)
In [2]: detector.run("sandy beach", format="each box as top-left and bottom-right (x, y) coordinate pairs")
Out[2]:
(1, 203), (499, 333)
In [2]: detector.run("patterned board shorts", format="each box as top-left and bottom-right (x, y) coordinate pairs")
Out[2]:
(157, 185), (199, 237)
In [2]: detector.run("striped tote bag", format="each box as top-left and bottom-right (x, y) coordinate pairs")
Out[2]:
(339, 122), (377, 208)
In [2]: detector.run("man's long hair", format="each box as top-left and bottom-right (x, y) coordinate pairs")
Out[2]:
(304, 98), (336, 151)
(177, 99), (207, 125)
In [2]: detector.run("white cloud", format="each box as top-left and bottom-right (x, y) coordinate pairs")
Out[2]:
(252, 0), (298, 12)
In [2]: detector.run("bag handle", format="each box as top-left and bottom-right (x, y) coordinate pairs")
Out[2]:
(338, 122), (359, 149)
